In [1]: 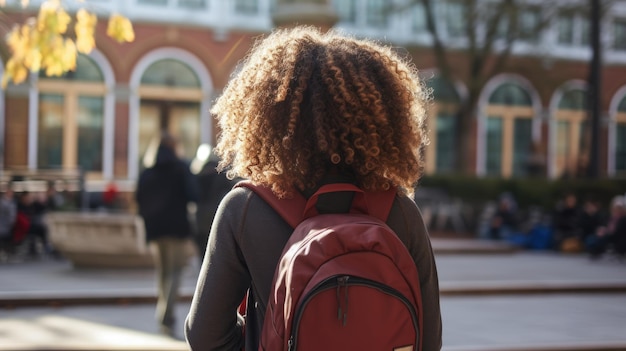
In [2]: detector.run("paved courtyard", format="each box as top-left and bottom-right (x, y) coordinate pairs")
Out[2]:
(1, 240), (626, 351)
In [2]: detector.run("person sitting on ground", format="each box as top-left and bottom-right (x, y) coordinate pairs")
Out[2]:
(579, 198), (606, 249)
(552, 192), (582, 251)
(185, 26), (442, 351)
(489, 192), (518, 240)
(588, 195), (626, 259)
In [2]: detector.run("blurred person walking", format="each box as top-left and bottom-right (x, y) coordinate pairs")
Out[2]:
(136, 132), (197, 337)
(0, 187), (17, 258)
(17, 191), (53, 258)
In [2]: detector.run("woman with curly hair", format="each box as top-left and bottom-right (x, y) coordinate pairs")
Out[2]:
(185, 26), (442, 351)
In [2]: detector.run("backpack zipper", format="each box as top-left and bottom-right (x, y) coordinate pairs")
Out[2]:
(287, 275), (419, 351)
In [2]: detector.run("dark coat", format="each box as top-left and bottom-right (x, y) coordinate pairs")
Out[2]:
(136, 144), (197, 241)
(195, 161), (237, 237)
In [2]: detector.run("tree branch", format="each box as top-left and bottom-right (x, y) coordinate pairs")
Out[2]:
(421, 0), (453, 81)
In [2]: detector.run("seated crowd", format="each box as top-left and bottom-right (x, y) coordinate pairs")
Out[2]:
(486, 191), (626, 259)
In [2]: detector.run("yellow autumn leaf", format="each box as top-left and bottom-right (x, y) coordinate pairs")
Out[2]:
(6, 27), (25, 59)
(107, 14), (135, 43)
(37, 0), (71, 34)
(75, 9), (97, 53)
(24, 47), (43, 72)
(3, 0), (134, 86)
(3, 59), (29, 87)
(41, 35), (65, 76)
(62, 39), (78, 71)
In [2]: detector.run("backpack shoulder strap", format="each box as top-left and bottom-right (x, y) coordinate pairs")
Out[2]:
(235, 180), (305, 228)
(364, 187), (397, 222)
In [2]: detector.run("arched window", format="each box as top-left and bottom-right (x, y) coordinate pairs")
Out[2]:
(138, 59), (202, 169)
(141, 59), (200, 87)
(553, 87), (588, 178)
(37, 54), (106, 176)
(484, 82), (534, 177)
(489, 83), (533, 106)
(424, 76), (461, 174)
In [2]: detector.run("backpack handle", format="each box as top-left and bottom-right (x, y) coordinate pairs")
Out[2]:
(236, 181), (396, 228)
(303, 183), (368, 219)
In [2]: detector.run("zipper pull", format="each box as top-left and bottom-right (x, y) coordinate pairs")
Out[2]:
(288, 336), (294, 351)
(337, 276), (349, 326)
(336, 281), (342, 320)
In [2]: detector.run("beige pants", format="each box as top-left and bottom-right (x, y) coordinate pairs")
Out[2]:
(150, 237), (189, 328)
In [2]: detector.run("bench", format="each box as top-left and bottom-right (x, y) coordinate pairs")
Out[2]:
(46, 212), (155, 268)
(414, 187), (467, 235)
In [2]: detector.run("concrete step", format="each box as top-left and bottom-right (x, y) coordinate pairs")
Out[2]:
(3, 295), (626, 351)
(431, 238), (520, 254)
(3, 282), (626, 308)
(3, 250), (626, 308)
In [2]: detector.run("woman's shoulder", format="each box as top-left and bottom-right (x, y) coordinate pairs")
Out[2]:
(221, 184), (253, 206)
(393, 192), (420, 212)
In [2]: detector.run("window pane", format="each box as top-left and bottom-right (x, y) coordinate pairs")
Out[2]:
(580, 16), (590, 46)
(38, 94), (64, 169)
(616, 123), (626, 172)
(446, 1), (465, 38)
(579, 120), (589, 156)
(436, 113), (456, 173)
(486, 117), (503, 176)
(556, 120), (570, 177)
(512, 119), (532, 176)
(427, 76), (460, 104)
(77, 96), (104, 172)
(137, 0), (167, 5)
(558, 89), (588, 110)
(138, 102), (200, 170)
(235, 0), (258, 14)
(413, 3), (426, 33)
(557, 14), (574, 45)
(618, 96), (626, 112)
(487, 7), (508, 40)
(170, 103), (201, 161)
(141, 59), (200, 88)
(365, 0), (387, 27)
(334, 0), (357, 24)
(519, 8), (540, 42)
(614, 19), (626, 50)
(138, 104), (161, 171)
(179, 0), (206, 9)
(489, 83), (532, 106)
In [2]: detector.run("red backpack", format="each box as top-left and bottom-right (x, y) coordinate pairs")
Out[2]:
(238, 181), (423, 351)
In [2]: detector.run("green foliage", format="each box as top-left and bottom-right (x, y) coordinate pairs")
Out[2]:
(417, 175), (626, 209)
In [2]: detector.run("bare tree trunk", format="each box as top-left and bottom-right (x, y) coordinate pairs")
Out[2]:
(454, 92), (481, 173)
(587, 0), (602, 178)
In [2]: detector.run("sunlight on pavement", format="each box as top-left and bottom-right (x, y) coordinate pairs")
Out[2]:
(0, 315), (186, 350)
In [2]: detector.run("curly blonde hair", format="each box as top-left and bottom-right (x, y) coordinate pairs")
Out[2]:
(212, 26), (429, 198)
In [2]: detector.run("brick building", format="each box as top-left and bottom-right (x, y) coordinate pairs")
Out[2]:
(1, 0), (625, 198)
